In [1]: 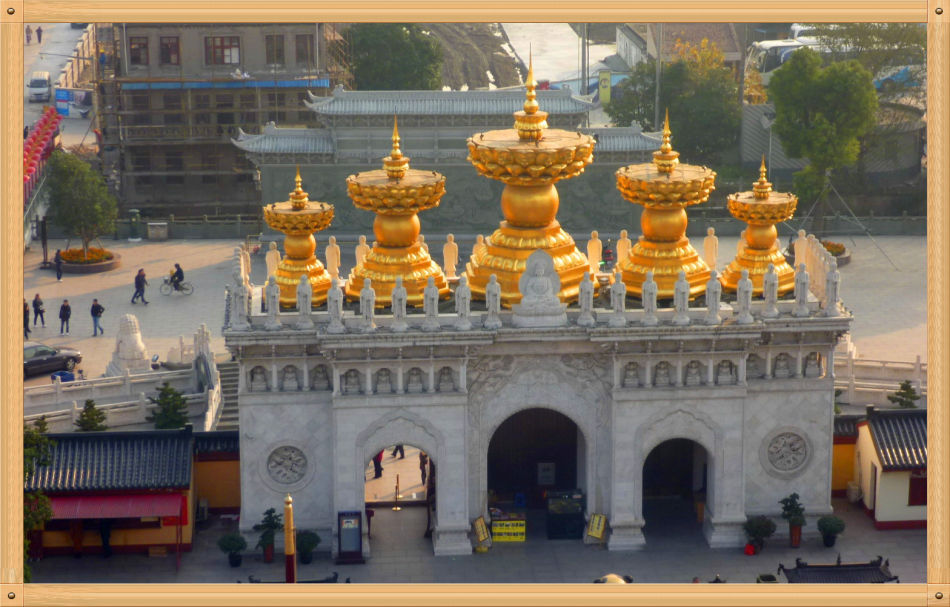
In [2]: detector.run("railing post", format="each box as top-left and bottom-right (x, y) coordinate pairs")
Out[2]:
(914, 355), (923, 392)
(71, 400), (80, 424)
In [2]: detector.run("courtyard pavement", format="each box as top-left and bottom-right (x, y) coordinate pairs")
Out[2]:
(23, 233), (927, 390)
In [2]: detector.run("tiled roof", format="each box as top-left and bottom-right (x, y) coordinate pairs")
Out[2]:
(233, 123), (334, 155)
(26, 427), (193, 493)
(304, 85), (593, 116)
(194, 430), (239, 454)
(833, 414), (864, 438)
(651, 23), (743, 58)
(780, 556), (898, 583)
(585, 127), (661, 152)
(867, 407), (927, 471)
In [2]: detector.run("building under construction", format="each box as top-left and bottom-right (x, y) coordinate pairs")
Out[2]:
(94, 23), (349, 216)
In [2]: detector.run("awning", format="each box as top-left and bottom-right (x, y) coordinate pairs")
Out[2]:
(50, 494), (183, 520)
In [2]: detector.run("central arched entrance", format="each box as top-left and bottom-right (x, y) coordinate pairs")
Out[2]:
(641, 438), (708, 543)
(362, 443), (435, 556)
(487, 408), (586, 541)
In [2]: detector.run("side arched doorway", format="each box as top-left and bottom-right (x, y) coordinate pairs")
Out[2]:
(487, 408), (587, 540)
(641, 438), (708, 543)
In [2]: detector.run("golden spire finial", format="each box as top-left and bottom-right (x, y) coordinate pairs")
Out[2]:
(753, 154), (773, 199)
(652, 108), (680, 174)
(383, 115), (410, 179)
(514, 47), (548, 140)
(289, 164), (310, 210)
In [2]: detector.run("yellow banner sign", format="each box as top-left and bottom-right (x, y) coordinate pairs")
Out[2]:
(587, 513), (607, 540)
(598, 70), (612, 106)
(473, 516), (490, 544)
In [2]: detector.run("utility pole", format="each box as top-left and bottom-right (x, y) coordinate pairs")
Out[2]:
(654, 23), (662, 130)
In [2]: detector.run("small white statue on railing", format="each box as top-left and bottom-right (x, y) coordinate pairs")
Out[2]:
(326, 276), (345, 334)
(824, 258), (841, 317)
(762, 263), (779, 319)
(484, 274), (502, 330)
(793, 263), (810, 318)
(391, 276), (409, 333)
(704, 269), (722, 325)
(230, 268), (250, 330)
(577, 271), (595, 327)
(641, 270), (659, 326)
(295, 275), (314, 330)
(422, 276), (441, 331)
(454, 275), (473, 331)
(360, 279), (376, 333)
(264, 275), (281, 331)
(672, 271), (690, 326)
(608, 271), (627, 328)
(736, 269), (754, 325)
(794, 229), (807, 267)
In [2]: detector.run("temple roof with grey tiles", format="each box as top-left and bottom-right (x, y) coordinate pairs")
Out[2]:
(866, 407), (927, 471)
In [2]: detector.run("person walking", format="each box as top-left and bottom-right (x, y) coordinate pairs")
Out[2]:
(59, 299), (71, 335)
(90, 299), (105, 336)
(32, 294), (46, 327)
(25, 25), (32, 44)
(419, 451), (428, 487)
(35, 26), (43, 44)
(391, 444), (405, 459)
(372, 451), (384, 479)
(131, 269), (149, 304)
(54, 249), (64, 281)
(24, 300), (31, 338)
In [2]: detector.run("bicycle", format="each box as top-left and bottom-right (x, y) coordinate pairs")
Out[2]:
(159, 276), (194, 296)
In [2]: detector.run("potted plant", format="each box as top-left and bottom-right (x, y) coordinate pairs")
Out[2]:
(817, 515), (846, 547)
(779, 493), (806, 548)
(217, 533), (247, 567)
(253, 508), (284, 563)
(296, 530), (321, 564)
(742, 515), (776, 553)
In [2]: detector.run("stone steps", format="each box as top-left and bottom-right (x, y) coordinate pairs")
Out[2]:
(216, 361), (240, 431)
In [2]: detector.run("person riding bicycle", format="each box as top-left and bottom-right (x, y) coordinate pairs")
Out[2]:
(169, 263), (185, 291)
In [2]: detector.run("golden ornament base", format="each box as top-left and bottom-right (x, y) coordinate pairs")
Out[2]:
(275, 257), (333, 310)
(617, 238), (710, 299)
(464, 220), (591, 306)
(720, 246), (795, 295)
(344, 242), (450, 307)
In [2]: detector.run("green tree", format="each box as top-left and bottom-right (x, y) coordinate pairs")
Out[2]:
(887, 379), (922, 409)
(24, 420), (55, 582)
(146, 382), (189, 429)
(74, 399), (108, 432)
(46, 150), (118, 260)
(769, 48), (878, 233)
(347, 24), (443, 90)
(604, 39), (740, 162)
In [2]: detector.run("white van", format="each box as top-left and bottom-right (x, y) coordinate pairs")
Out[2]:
(27, 71), (52, 103)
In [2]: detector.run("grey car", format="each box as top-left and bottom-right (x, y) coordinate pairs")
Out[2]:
(24, 341), (82, 377)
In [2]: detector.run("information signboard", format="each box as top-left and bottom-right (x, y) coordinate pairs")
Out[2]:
(335, 510), (365, 564)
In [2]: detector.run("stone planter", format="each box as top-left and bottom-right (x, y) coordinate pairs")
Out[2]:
(60, 253), (122, 274)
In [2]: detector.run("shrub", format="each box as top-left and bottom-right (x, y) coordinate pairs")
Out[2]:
(743, 515), (777, 547)
(820, 240), (846, 256)
(779, 493), (807, 526)
(59, 247), (114, 264)
(296, 530), (321, 554)
(817, 515), (846, 536)
(253, 508), (284, 550)
(217, 533), (247, 555)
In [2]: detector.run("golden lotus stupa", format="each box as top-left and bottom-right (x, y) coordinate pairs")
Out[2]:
(614, 111), (715, 299)
(344, 117), (450, 307)
(721, 157), (798, 294)
(464, 56), (595, 305)
(263, 167), (335, 309)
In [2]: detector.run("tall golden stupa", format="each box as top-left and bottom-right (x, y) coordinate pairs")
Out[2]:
(614, 111), (715, 299)
(344, 117), (450, 307)
(720, 157), (798, 294)
(464, 56), (595, 305)
(262, 167), (335, 308)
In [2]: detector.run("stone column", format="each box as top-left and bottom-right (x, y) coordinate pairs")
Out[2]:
(702, 432), (746, 548)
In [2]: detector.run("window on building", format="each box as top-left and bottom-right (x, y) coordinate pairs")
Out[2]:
(266, 111), (286, 124)
(909, 469), (927, 506)
(163, 94), (182, 110)
(131, 150), (150, 172)
(134, 175), (152, 186)
(205, 36), (241, 65)
(129, 37), (149, 66)
(265, 34), (285, 65)
(202, 174), (218, 184)
(166, 175), (184, 185)
(130, 94), (150, 111)
(239, 93), (256, 109)
(193, 94), (211, 110)
(266, 92), (286, 108)
(164, 113), (184, 126)
(159, 36), (180, 65)
(165, 150), (184, 172)
(216, 94), (234, 108)
(295, 34), (314, 65)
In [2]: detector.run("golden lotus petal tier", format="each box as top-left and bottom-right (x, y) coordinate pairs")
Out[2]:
(614, 163), (716, 298)
(345, 170), (446, 216)
(262, 200), (335, 309)
(465, 221), (589, 306)
(721, 190), (799, 295)
(345, 243), (450, 307)
(466, 129), (594, 186)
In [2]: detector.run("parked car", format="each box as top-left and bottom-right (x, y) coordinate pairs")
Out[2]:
(27, 71), (52, 103)
(24, 341), (81, 377)
(70, 23), (89, 29)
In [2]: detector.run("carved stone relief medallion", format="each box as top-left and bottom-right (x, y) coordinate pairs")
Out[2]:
(266, 445), (308, 484)
(759, 428), (811, 479)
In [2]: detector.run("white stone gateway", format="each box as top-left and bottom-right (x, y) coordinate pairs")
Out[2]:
(483, 274), (503, 330)
(576, 271), (596, 328)
(104, 314), (151, 376)
(391, 277), (409, 333)
(512, 250), (567, 328)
